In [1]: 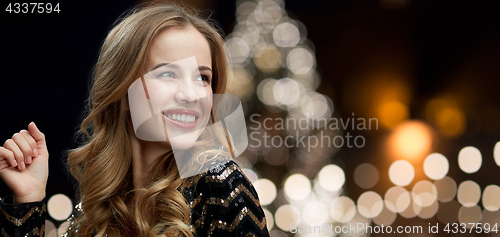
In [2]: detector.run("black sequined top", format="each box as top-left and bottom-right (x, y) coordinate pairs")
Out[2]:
(0, 160), (270, 236)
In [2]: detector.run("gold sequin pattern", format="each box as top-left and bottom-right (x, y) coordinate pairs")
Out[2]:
(24, 225), (45, 237)
(206, 207), (266, 236)
(206, 184), (260, 208)
(0, 204), (46, 227)
(1, 225), (46, 237)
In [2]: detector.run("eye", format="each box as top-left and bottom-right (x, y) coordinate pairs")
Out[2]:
(157, 71), (177, 79)
(194, 74), (211, 86)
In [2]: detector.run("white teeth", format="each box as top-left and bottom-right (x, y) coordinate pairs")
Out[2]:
(165, 113), (196, 123)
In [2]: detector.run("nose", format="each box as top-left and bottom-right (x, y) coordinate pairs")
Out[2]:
(174, 79), (200, 103)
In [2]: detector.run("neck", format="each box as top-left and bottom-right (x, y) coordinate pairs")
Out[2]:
(129, 129), (172, 190)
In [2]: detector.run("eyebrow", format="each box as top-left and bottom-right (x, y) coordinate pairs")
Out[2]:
(151, 62), (212, 73)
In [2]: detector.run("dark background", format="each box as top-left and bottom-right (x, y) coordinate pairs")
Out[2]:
(1, 0), (500, 235)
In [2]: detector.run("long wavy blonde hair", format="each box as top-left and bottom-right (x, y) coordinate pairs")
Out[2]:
(67, 3), (231, 237)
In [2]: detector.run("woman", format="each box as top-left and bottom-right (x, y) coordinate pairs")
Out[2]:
(0, 4), (269, 237)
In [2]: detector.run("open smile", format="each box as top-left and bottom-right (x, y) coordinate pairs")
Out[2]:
(162, 108), (200, 129)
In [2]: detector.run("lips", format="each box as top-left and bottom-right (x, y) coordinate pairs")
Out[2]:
(162, 108), (200, 129)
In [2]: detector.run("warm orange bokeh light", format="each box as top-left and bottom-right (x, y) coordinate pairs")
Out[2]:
(378, 100), (409, 129)
(425, 98), (466, 137)
(435, 107), (466, 137)
(388, 120), (433, 162)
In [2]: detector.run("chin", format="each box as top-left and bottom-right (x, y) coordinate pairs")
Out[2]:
(168, 134), (200, 150)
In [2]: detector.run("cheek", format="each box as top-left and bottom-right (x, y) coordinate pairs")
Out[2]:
(146, 81), (175, 111)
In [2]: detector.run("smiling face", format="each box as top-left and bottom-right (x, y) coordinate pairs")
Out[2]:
(128, 25), (213, 149)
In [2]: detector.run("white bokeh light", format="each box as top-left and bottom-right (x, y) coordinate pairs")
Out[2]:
(225, 37), (251, 64)
(458, 146), (482, 174)
(273, 22), (300, 47)
(262, 208), (274, 230)
(284, 174), (311, 201)
(273, 78), (301, 106)
(302, 201), (329, 225)
(457, 180), (481, 207)
(494, 142), (500, 167)
(357, 191), (384, 218)
(254, 179), (277, 206)
(384, 186), (411, 213)
(417, 200), (439, 219)
(241, 168), (258, 184)
(300, 92), (332, 120)
(286, 47), (314, 74)
(412, 180), (438, 207)
(423, 153), (449, 180)
(330, 196), (357, 223)
(275, 205), (301, 231)
(389, 160), (415, 186)
(47, 194), (73, 221)
(482, 185), (500, 211)
(318, 164), (345, 192)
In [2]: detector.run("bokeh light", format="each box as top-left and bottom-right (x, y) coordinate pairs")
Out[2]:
(423, 153), (449, 180)
(373, 205), (397, 226)
(318, 164), (345, 192)
(231, 67), (255, 99)
(417, 200), (439, 219)
(458, 146), (482, 174)
(300, 92), (333, 120)
(434, 176), (457, 202)
(377, 100), (409, 129)
(254, 178), (277, 205)
(494, 142), (500, 167)
(263, 208), (274, 230)
(241, 168), (259, 184)
(457, 180), (481, 207)
(273, 78), (301, 106)
(388, 121), (433, 162)
(330, 196), (357, 223)
(345, 212), (371, 237)
(399, 199), (421, 219)
(57, 221), (71, 236)
(45, 220), (57, 237)
(273, 22), (300, 47)
(302, 201), (329, 225)
(482, 185), (500, 211)
(388, 160), (415, 186)
(357, 191), (384, 218)
(254, 45), (281, 73)
(286, 47), (315, 74)
(47, 194), (73, 221)
(437, 200), (460, 224)
(275, 205), (301, 231)
(435, 107), (466, 137)
(458, 205), (482, 227)
(482, 210), (500, 229)
(269, 229), (288, 237)
(257, 78), (278, 106)
(384, 186), (411, 213)
(225, 37), (251, 64)
(284, 174), (311, 201)
(353, 163), (379, 189)
(412, 180), (438, 207)
(263, 144), (289, 166)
